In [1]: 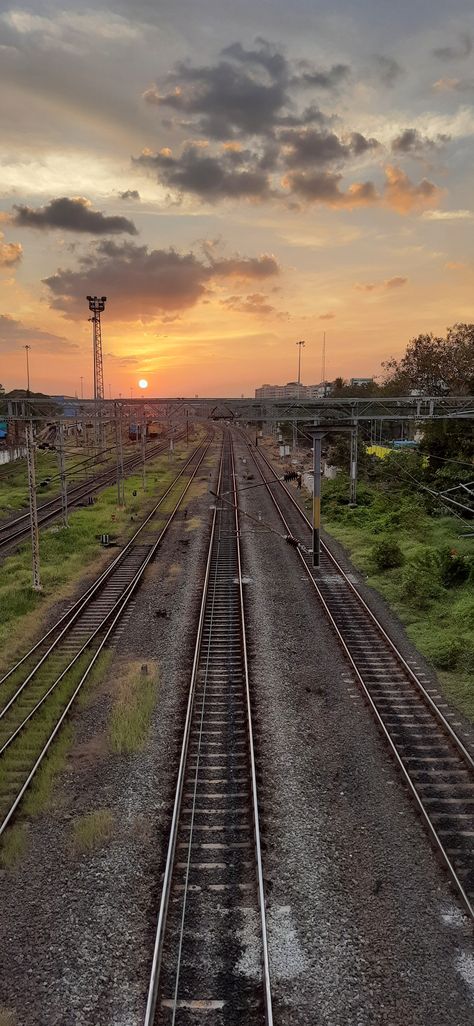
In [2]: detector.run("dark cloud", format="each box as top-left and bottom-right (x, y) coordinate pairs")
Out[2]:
(284, 170), (378, 207)
(280, 128), (379, 169)
(13, 197), (137, 235)
(293, 61), (350, 90)
(0, 314), (78, 353)
(143, 38), (346, 140)
(43, 240), (280, 320)
(391, 128), (450, 153)
(433, 32), (472, 61)
(119, 190), (140, 201)
(370, 55), (402, 87)
(135, 144), (271, 200)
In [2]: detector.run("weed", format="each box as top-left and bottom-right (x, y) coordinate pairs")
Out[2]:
(108, 661), (158, 754)
(0, 823), (28, 869)
(71, 809), (115, 853)
(372, 538), (404, 571)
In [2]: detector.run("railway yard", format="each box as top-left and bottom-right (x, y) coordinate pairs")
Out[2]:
(0, 424), (473, 1025)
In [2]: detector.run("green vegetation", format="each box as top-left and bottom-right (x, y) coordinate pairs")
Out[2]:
(71, 809), (115, 853)
(0, 447), (188, 664)
(0, 1008), (17, 1026)
(0, 823), (28, 869)
(0, 448), (80, 516)
(321, 469), (474, 720)
(108, 660), (158, 754)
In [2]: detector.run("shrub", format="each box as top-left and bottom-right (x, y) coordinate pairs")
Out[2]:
(399, 565), (443, 609)
(424, 636), (461, 671)
(372, 538), (404, 571)
(437, 547), (471, 588)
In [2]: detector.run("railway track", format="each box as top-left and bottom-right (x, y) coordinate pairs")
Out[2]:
(0, 433), (183, 554)
(145, 431), (272, 1026)
(0, 434), (213, 836)
(240, 433), (474, 921)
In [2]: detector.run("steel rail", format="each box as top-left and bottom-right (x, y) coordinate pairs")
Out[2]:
(0, 436), (213, 837)
(144, 441), (224, 1026)
(0, 436), (211, 692)
(242, 435), (474, 922)
(231, 439), (273, 1024)
(0, 432), (185, 549)
(144, 432), (273, 1024)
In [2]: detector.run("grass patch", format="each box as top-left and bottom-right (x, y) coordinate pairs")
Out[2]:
(321, 474), (474, 722)
(71, 809), (115, 853)
(0, 1009), (17, 1026)
(0, 446), (190, 663)
(185, 515), (201, 532)
(0, 823), (28, 869)
(108, 660), (158, 754)
(22, 725), (73, 817)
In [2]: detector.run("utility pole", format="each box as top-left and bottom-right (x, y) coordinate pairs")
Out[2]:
(141, 404), (147, 491)
(80, 376), (84, 399)
(321, 333), (326, 397)
(293, 340), (305, 451)
(24, 342), (31, 393)
(115, 403), (125, 506)
(349, 419), (358, 505)
(307, 427), (324, 568)
(57, 420), (68, 527)
(86, 295), (107, 453)
(25, 418), (41, 590)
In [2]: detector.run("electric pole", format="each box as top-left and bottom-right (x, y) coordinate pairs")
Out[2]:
(115, 403), (125, 506)
(293, 340), (305, 451)
(24, 345), (31, 397)
(25, 418), (41, 590)
(349, 419), (358, 506)
(57, 420), (68, 527)
(86, 295), (107, 452)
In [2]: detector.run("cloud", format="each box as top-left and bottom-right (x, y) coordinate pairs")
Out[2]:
(221, 291), (288, 318)
(432, 76), (474, 93)
(135, 144), (271, 200)
(12, 197), (137, 235)
(422, 208), (474, 220)
(283, 170), (378, 207)
(391, 128), (450, 154)
(43, 240), (280, 319)
(0, 233), (22, 266)
(0, 314), (78, 353)
(143, 38), (346, 141)
(370, 55), (402, 88)
(382, 165), (443, 213)
(280, 128), (379, 169)
(433, 33), (472, 61)
(319, 312), (335, 320)
(119, 190), (140, 201)
(355, 276), (408, 292)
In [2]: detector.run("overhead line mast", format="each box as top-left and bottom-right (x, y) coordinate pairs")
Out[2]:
(87, 295), (107, 450)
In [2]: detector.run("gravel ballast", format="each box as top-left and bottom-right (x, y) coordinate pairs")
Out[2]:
(0, 429), (473, 1025)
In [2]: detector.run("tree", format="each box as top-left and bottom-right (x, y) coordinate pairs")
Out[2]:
(382, 324), (474, 396)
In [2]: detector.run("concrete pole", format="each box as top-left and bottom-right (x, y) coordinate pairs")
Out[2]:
(312, 431), (323, 568)
(349, 420), (358, 506)
(115, 403), (125, 506)
(141, 404), (147, 491)
(57, 420), (68, 527)
(25, 418), (41, 590)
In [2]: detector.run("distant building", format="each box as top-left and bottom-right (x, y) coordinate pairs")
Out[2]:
(349, 377), (374, 387)
(255, 381), (326, 400)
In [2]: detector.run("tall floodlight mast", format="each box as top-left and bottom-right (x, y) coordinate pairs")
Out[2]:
(86, 295), (107, 450)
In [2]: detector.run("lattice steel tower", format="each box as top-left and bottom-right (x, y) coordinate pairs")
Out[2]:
(87, 295), (107, 401)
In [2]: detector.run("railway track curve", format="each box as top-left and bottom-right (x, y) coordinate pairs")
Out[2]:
(145, 431), (273, 1026)
(239, 432), (474, 922)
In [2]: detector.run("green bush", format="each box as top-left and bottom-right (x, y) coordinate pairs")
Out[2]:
(437, 547), (471, 588)
(424, 636), (461, 670)
(372, 538), (404, 571)
(399, 565), (443, 609)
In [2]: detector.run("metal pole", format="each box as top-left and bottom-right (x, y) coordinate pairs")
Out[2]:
(115, 403), (125, 506)
(80, 376), (84, 400)
(142, 404), (147, 490)
(349, 420), (358, 505)
(313, 431), (322, 568)
(186, 409), (189, 446)
(57, 420), (68, 527)
(25, 418), (41, 590)
(25, 345), (31, 396)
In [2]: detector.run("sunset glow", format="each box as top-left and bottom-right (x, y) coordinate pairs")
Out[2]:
(0, 1), (473, 396)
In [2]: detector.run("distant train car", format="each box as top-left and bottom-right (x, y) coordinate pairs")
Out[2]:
(147, 421), (164, 438)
